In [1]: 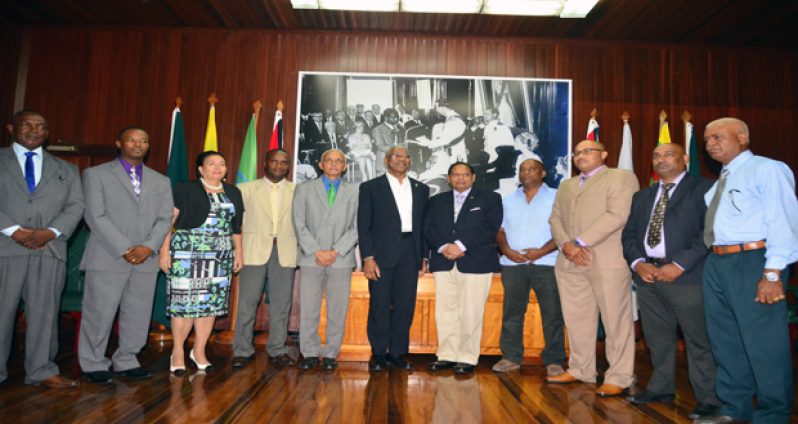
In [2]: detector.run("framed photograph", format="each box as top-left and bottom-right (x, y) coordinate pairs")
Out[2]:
(293, 71), (572, 197)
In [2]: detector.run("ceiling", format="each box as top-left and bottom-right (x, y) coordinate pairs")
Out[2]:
(2, 0), (797, 48)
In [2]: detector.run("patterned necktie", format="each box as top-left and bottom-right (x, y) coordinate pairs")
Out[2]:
(647, 183), (675, 247)
(24, 151), (36, 193)
(328, 182), (336, 207)
(130, 167), (141, 200)
(703, 169), (729, 247)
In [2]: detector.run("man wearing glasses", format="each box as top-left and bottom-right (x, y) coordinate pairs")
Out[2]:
(548, 140), (639, 397)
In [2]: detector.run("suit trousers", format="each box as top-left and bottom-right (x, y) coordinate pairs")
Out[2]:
(703, 250), (793, 422)
(433, 264), (492, 365)
(78, 270), (157, 372)
(499, 264), (566, 366)
(554, 266), (635, 387)
(637, 281), (718, 404)
(366, 236), (419, 356)
(233, 243), (296, 357)
(0, 255), (65, 384)
(299, 266), (352, 359)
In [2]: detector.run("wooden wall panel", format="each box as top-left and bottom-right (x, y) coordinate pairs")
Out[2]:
(0, 26), (22, 146)
(8, 27), (798, 183)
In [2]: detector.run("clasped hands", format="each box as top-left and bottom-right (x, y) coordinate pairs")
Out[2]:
(124, 245), (153, 265)
(441, 243), (464, 261)
(562, 241), (592, 267)
(11, 228), (55, 250)
(634, 262), (683, 283)
(314, 249), (338, 267)
(503, 247), (547, 264)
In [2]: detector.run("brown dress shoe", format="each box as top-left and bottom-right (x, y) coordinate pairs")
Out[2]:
(40, 375), (79, 389)
(596, 383), (627, 397)
(546, 371), (578, 384)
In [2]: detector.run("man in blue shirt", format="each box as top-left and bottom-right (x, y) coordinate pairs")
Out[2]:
(492, 158), (566, 376)
(698, 117), (798, 424)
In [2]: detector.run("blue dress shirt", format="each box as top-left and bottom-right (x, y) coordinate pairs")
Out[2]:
(500, 184), (558, 267)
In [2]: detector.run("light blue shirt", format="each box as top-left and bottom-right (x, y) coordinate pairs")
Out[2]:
(500, 184), (558, 267)
(705, 150), (798, 269)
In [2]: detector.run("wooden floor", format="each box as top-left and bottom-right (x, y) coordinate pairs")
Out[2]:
(2, 318), (798, 423)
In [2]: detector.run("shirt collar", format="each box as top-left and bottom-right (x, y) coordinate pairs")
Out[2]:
(321, 175), (342, 190)
(118, 157), (143, 175)
(386, 172), (408, 186)
(660, 171), (687, 189)
(725, 149), (753, 175)
(12, 142), (43, 157)
(580, 165), (606, 179)
(265, 177), (286, 188)
(453, 187), (472, 199)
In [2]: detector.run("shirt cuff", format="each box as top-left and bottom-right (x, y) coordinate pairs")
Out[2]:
(48, 227), (62, 239)
(1, 225), (20, 237)
(576, 237), (588, 247)
(454, 240), (467, 252)
(437, 244), (447, 254)
(671, 261), (685, 271)
(630, 258), (645, 271)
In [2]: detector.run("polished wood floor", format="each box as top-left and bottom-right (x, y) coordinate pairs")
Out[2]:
(1, 317), (797, 423)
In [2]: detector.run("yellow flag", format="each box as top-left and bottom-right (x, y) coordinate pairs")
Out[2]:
(204, 104), (218, 152)
(658, 121), (671, 145)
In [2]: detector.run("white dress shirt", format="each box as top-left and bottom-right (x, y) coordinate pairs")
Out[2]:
(386, 172), (413, 232)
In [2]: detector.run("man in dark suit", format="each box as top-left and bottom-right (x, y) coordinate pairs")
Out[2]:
(358, 146), (429, 371)
(424, 162), (502, 374)
(0, 110), (84, 389)
(621, 143), (719, 419)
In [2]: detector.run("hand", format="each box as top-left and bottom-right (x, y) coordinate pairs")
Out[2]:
(15, 228), (55, 249)
(755, 278), (786, 304)
(571, 247), (592, 267)
(314, 249), (337, 267)
(562, 241), (581, 262)
(158, 251), (171, 273)
(523, 248), (546, 262)
(363, 257), (381, 280)
(124, 245), (153, 265)
(419, 259), (428, 276)
(502, 248), (527, 263)
(233, 254), (243, 273)
(634, 262), (658, 283)
(11, 228), (34, 247)
(654, 264), (683, 283)
(442, 244), (464, 261)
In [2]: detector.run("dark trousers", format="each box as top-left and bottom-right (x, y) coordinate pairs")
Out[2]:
(499, 264), (566, 365)
(704, 250), (793, 422)
(367, 237), (419, 356)
(637, 280), (718, 404)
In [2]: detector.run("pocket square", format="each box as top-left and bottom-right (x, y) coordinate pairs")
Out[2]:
(469, 207), (481, 211)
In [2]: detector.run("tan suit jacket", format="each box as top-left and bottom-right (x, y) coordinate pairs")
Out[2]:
(239, 178), (297, 267)
(550, 167), (639, 270)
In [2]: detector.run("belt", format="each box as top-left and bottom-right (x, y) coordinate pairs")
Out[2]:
(645, 257), (668, 266)
(400, 232), (413, 239)
(711, 240), (766, 255)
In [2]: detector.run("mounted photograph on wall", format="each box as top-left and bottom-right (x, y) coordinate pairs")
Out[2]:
(293, 71), (572, 197)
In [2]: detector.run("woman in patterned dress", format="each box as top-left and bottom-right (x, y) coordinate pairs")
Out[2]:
(158, 151), (244, 374)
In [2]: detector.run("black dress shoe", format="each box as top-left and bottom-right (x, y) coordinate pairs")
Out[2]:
(454, 363), (476, 375)
(428, 360), (456, 371)
(321, 358), (338, 370)
(688, 403), (721, 420)
(85, 370), (113, 385)
(299, 357), (319, 370)
(270, 354), (297, 367)
(626, 391), (675, 405)
(113, 367), (153, 380)
(232, 356), (253, 368)
(386, 354), (413, 370)
(369, 355), (387, 372)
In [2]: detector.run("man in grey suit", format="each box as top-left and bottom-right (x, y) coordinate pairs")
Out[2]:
(78, 126), (173, 385)
(292, 149), (359, 371)
(373, 108), (403, 177)
(0, 110), (84, 389)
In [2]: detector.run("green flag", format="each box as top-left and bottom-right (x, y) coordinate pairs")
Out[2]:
(686, 121), (700, 176)
(236, 113), (258, 183)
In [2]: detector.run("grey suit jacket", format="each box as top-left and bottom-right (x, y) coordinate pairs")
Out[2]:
(292, 178), (358, 268)
(0, 147), (84, 262)
(80, 159), (173, 273)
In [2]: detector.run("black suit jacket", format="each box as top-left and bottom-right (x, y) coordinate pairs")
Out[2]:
(424, 187), (502, 273)
(173, 180), (244, 234)
(358, 175), (430, 270)
(621, 173), (713, 285)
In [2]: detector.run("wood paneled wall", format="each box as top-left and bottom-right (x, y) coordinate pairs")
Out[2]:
(4, 27), (798, 181)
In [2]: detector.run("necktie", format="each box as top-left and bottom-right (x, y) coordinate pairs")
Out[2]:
(703, 169), (729, 247)
(24, 151), (36, 193)
(328, 183), (336, 207)
(271, 183), (279, 235)
(647, 183), (675, 247)
(130, 167), (141, 200)
(454, 193), (465, 219)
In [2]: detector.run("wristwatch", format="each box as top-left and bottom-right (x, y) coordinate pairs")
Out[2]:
(763, 271), (781, 282)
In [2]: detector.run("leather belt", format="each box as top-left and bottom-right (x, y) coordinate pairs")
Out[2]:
(645, 257), (668, 266)
(711, 240), (766, 255)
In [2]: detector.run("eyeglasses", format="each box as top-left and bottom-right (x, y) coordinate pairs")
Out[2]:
(573, 147), (604, 157)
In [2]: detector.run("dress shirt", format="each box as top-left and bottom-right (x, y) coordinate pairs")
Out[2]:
(386, 173), (413, 232)
(268, 178), (286, 236)
(118, 157), (143, 188)
(1, 143), (62, 238)
(500, 184), (558, 267)
(321, 175), (342, 193)
(704, 150), (798, 269)
(630, 171), (686, 271)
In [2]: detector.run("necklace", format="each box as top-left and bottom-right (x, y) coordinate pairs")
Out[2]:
(200, 177), (223, 190)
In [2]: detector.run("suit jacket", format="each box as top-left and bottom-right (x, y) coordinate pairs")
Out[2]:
(358, 174), (429, 270)
(0, 147), (84, 261)
(372, 123), (402, 160)
(80, 159), (173, 273)
(550, 167), (639, 271)
(292, 178), (359, 268)
(238, 178), (297, 267)
(172, 180), (243, 233)
(424, 187), (503, 273)
(621, 173), (713, 285)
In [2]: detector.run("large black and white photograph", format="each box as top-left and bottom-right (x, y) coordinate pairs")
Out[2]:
(294, 71), (572, 196)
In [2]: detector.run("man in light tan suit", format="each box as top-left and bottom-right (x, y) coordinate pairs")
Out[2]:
(233, 149), (298, 367)
(548, 140), (639, 397)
